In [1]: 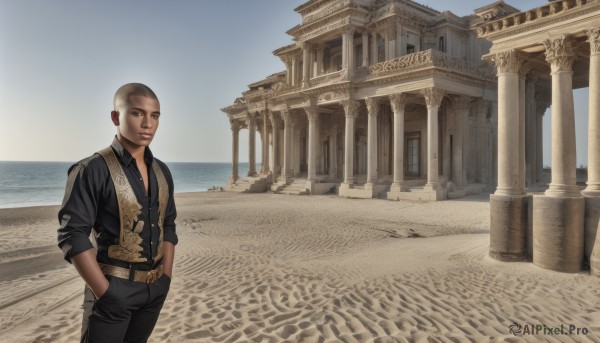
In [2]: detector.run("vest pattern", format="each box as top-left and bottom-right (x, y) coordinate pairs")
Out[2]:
(98, 147), (168, 263)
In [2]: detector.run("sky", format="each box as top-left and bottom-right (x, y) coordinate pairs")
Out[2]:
(1, 0), (588, 166)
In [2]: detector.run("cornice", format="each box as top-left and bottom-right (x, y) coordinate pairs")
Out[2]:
(477, 0), (600, 41)
(289, 7), (367, 40)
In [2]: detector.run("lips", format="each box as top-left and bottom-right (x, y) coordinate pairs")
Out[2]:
(140, 132), (153, 139)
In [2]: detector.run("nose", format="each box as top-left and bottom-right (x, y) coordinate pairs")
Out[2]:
(141, 115), (152, 129)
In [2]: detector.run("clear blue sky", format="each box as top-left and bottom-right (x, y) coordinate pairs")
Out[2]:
(1, 0), (587, 167)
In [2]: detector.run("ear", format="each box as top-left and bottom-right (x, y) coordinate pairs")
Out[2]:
(111, 111), (120, 126)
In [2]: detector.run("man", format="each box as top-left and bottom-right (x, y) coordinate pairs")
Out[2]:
(57, 83), (177, 342)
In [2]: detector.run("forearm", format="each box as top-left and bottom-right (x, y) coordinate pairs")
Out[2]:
(71, 248), (109, 298)
(162, 242), (175, 277)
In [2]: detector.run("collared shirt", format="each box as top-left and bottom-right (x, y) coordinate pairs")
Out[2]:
(57, 137), (178, 269)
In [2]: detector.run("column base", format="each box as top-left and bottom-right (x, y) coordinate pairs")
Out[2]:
(247, 171), (257, 177)
(423, 183), (439, 192)
(387, 182), (408, 200)
(489, 194), (531, 262)
(533, 195), (585, 273)
(226, 176), (239, 191)
(545, 184), (582, 198)
(338, 182), (354, 198)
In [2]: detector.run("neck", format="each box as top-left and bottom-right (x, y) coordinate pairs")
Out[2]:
(117, 135), (146, 163)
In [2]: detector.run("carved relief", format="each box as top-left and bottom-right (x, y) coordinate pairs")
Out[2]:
(230, 119), (240, 132)
(588, 28), (600, 55)
(365, 97), (381, 117)
(389, 93), (407, 114)
(359, 49), (495, 80)
(303, 96), (319, 121)
(491, 50), (521, 74)
(420, 88), (445, 108)
(341, 100), (359, 118)
(543, 35), (576, 72)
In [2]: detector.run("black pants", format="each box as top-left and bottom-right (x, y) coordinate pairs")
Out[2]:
(81, 274), (171, 343)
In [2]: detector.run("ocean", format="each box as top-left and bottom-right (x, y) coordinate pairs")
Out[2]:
(0, 161), (248, 209)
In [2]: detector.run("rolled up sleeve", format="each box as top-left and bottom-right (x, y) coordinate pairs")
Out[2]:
(57, 163), (98, 263)
(162, 165), (178, 246)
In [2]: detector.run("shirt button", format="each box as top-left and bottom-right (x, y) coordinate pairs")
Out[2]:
(152, 224), (155, 227)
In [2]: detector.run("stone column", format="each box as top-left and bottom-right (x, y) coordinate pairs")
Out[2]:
(493, 51), (522, 196)
(452, 95), (472, 187)
(535, 90), (550, 183)
(291, 56), (297, 87)
(302, 42), (311, 88)
(339, 100), (360, 193)
(316, 46), (324, 76)
(342, 27), (355, 79)
(420, 88), (444, 191)
(371, 32), (378, 64)
(362, 32), (369, 67)
(270, 111), (280, 181)
(585, 29), (600, 195)
(281, 108), (292, 180)
(261, 110), (270, 174)
(584, 29), (600, 269)
(518, 64), (531, 192)
(387, 27), (396, 59)
(304, 98), (319, 183)
(543, 36), (579, 197)
(228, 119), (240, 185)
(329, 123), (338, 180)
(525, 74), (538, 187)
(283, 56), (293, 86)
(247, 112), (257, 176)
(489, 50), (529, 262)
(388, 93), (407, 199)
(383, 29), (389, 60)
(365, 97), (380, 190)
(533, 35), (584, 273)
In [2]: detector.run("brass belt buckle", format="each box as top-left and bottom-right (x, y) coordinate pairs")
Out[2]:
(146, 270), (157, 284)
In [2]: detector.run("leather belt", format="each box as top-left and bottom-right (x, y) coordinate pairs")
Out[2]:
(99, 263), (163, 284)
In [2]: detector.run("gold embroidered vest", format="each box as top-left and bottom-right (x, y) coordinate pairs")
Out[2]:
(98, 147), (169, 263)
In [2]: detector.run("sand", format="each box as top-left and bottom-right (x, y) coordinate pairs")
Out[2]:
(1, 192), (599, 342)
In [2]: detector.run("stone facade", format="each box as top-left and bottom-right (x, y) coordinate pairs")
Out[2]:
(476, 0), (600, 273)
(222, 0), (504, 201)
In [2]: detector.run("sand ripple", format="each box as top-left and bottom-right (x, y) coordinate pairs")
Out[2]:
(1, 193), (599, 342)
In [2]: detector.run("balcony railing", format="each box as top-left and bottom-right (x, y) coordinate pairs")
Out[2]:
(309, 70), (345, 87)
(355, 49), (495, 81)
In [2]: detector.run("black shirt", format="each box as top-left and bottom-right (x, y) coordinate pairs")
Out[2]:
(57, 137), (178, 269)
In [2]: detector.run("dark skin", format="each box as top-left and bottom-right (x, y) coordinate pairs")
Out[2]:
(71, 94), (174, 299)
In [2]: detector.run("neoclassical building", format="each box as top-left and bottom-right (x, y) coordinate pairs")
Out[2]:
(222, 0), (512, 201)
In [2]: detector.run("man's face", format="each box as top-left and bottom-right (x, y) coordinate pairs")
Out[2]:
(112, 95), (160, 149)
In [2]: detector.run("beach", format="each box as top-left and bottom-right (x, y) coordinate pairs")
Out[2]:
(1, 192), (599, 342)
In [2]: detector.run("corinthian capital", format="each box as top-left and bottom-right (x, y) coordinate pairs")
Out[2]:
(245, 111), (256, 125)
(543, 35), (576, 72)
(365, 97), (381, 117)
(341, 100), (359, 118)
(303, 96), (319, 121)
(389, 93), (407, 114)
(491, 50), (522, 75)
(588, 29), (600, 56)
(230, 119), (240, 132)
(280, 107), (291, 124)
(420, 88), (445, 108)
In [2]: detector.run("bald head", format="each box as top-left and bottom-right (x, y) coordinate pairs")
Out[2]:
(113, 83), (158, 111)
